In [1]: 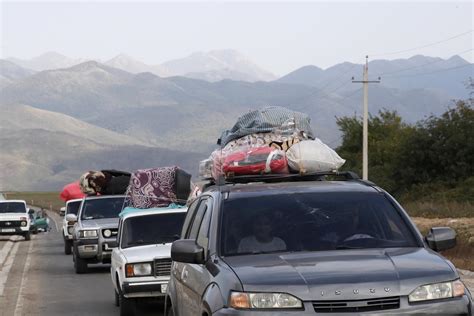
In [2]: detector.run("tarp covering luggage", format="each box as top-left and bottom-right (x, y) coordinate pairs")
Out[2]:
(218, 106), (315, 147)
(125, 166), (191, 209)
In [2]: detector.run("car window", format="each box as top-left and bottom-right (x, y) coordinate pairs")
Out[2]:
(196, 199), (212, 249)
(0, 202), (27, 213)
(181, 199), (200, 238)
(186, 198), (208, 239)
(81, 197), (125, 220)
(221, 192), (418, 256)
(121, 212), (187, 248)
(66, 201), (81, 215)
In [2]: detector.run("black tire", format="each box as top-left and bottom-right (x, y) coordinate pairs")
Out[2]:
(119, 292), (136, 316)
(114, 290), (120, 307)
(24, 232), (31, 241)
(64, 240), (72, 255)
(73, 245), (88, 274)
(166, 305), (174, 316)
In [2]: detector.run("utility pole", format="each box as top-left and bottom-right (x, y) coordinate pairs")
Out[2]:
(352, 56), (380, 180)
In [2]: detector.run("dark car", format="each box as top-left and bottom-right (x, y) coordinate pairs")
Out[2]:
(166, 172), (472, 315)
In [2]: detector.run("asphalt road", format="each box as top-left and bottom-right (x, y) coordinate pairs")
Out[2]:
(0, 211), (164, 316)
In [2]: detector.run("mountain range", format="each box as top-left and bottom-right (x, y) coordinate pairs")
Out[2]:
(0, 51), (472, 191)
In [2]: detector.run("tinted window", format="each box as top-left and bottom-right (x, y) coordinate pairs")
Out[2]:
(66, 201), (81, 215)
(121, 212), (187, 248)
(0, 202), (26, 213)
(81, 197), (124, 220)
(187, 200), (208, 239)
(181, 199), (199, 238)
(221, 192), (418, 256)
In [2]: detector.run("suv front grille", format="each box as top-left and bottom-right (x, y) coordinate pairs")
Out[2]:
(154, 258), (172, 277)
(313, 296), (400, 313)
(0, 221), (22, 228)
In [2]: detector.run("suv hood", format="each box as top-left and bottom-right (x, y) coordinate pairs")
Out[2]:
(122, 244), (172, 263)
(224, 248), (457, 301)
(0, 213), (28, 220)
(80, 218), (119, 229)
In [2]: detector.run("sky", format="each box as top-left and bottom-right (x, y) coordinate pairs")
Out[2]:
(1, 1), (472, 76)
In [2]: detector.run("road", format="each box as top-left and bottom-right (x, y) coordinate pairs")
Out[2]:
(0, 211), (164, 316)
(1, 211), (473, 316)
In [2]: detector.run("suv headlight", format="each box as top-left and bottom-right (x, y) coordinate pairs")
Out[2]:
(125, 262), (153, 277)
(79, 230), (98, 239)
(230, 291), (303, 309)
(409, 280), (465, 302)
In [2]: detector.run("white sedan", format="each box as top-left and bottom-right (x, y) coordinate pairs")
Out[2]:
(111, 207), (187, 316)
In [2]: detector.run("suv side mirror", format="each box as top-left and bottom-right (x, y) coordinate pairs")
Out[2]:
(28, 208), (35, 215)
(65, 214), (77, 223)
(426, 227), (456, 251)
(171, 239), (205, 264)
(59, 207), (66, 216)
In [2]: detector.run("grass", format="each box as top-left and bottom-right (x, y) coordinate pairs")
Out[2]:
(403, 201), (474, 218)
(3, 192), (63, 213)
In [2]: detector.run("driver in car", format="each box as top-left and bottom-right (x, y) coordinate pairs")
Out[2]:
(238, 213), (286, 253)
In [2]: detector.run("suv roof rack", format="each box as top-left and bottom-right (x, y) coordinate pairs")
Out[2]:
(208, 170), (360, 185)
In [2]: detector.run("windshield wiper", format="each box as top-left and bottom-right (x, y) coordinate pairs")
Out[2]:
(336, 245), (364, 250)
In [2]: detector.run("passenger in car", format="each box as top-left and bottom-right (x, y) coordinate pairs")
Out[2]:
(238, 213), (286, 254)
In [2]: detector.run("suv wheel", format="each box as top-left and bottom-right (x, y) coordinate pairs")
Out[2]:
(119, 291), (136, 316)
(73, 245), (88, 274)
(64, 240), (72, 255)
(24, 231), (31, 241)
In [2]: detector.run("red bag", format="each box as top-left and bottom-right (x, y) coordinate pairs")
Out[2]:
(222, 147), (288, 176)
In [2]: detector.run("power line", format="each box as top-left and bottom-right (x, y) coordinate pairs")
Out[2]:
(375, 48), (473, 77)
(370, 29), (473, 57)
(385, 63), (473, 78)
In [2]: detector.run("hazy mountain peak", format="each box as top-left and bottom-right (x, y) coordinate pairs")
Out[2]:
(6, 52), (86, 71)
(163, 49), (276, 82)
(0, 59), (36, 81)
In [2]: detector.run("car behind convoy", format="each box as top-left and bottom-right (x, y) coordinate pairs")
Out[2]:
(67, 195), (125, 273)
(0, 200), (32, 240)
(111, 207), (187, 316)
(166, 172), (472, 315)
(61, 198), (82, 255)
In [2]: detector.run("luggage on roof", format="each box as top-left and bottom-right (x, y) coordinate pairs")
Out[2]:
(125, 166), (191, 209)
(79, 170), (131, 195)
(218, 106), (314, 147)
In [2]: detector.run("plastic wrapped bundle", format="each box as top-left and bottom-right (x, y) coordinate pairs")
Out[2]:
(222, 147), (289, 176)
(218, 106), (315, 147)
(286, 139), (346, 173)
(125, 166), (191, 209)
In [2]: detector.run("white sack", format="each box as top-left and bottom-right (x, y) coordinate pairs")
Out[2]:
(286, 139), (346, 173)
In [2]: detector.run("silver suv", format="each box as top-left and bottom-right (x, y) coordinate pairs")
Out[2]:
(67, 195), (125, 274)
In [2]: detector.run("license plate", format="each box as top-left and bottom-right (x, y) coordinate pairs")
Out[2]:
(161, 284), (168, 293)
(1, 228), (15, 233)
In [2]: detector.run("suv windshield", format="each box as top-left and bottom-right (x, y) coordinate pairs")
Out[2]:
(0, 202), (26, 213)
(121, 212), (186, 248)
(81, 197), (124, 220)
(221, 192), (418, 256)
(66, 201), (81, 215)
